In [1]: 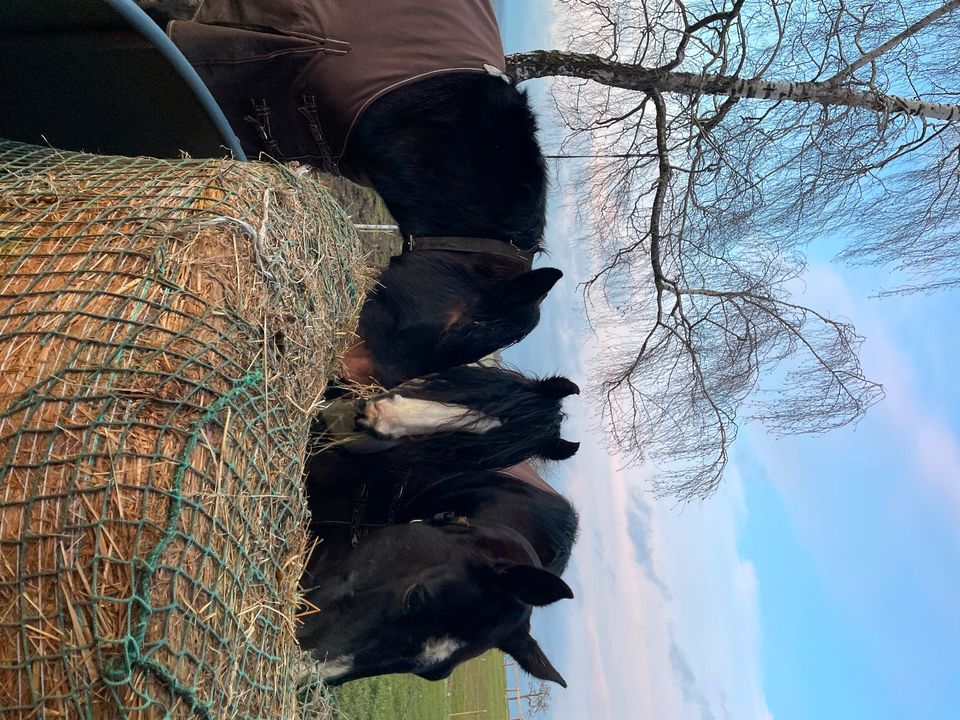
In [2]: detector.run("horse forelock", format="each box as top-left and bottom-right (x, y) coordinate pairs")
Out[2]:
(394, 365), (530, 403)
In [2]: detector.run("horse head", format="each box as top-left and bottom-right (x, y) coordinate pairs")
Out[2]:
(343, 254), (562, 387)
(298, 516), (572, 686)
(337, 365), (580, 471)
(339, 71), (559, 388)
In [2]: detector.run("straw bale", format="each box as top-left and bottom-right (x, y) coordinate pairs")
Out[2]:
(0, 142), (367, 719)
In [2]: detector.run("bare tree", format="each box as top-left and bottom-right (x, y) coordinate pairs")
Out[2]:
(519, 681), (552, 717)
(503, 0), (960, 499)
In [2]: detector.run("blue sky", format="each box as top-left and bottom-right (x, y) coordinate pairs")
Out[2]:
(497, 2), (960, 719)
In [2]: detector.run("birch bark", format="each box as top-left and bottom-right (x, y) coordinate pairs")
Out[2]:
(508, 51), (960, 121)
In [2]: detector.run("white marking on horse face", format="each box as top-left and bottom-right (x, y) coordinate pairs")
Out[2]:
(318, 655), (354, 682)
(417, 637), (463, 668)
(362, 394), (502, 439)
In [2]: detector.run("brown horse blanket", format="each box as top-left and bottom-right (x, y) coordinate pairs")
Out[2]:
(499, 462), (562, 497)
(167, 0), (506, 178)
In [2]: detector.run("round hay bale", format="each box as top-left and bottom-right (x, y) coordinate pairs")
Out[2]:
(0, 141), (367, 719)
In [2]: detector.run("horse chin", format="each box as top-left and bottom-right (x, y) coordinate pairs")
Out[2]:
(295, 614), (371, 678)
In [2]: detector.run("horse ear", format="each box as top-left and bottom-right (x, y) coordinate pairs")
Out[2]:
(537, 376), (580, 399)
(498, 564), (574, 606)
(499, 267), (562, 307)
(540, 438), (580, 460)
(499, 629), (567, 688)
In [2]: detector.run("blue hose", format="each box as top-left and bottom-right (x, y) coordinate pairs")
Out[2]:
(102, 0), (247, 161)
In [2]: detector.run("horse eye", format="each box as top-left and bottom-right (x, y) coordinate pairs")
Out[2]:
(403, 584), (426, 611)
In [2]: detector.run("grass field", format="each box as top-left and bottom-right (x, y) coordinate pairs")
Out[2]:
(331, 650), (510, 720)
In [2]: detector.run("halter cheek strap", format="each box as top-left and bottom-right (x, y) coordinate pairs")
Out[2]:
(403, 235), (535, 269)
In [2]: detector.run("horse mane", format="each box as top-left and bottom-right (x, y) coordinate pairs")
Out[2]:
(347, 72), (548, 250)
(395, 364), (529, 400)
(404, 471), (579, 575)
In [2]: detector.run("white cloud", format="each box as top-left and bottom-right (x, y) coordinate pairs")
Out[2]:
(517, 6), (960, 713)
(515, 16), (771, 717)
(535, 369), (771, 720)
(755, 264), (960, 528)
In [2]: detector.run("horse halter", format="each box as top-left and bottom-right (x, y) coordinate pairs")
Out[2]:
(403, 235), (535, 270)
(309, 477), (408, 548)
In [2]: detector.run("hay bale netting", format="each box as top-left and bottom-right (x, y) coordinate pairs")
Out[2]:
(0, 141), (367, 718)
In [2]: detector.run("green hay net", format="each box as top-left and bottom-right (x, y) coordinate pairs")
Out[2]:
(0, 141), (367, 718)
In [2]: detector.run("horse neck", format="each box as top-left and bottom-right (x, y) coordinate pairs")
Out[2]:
(348, 73), (547, 250)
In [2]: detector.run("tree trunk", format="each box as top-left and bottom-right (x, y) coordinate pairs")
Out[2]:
(506, 51), (960, 121)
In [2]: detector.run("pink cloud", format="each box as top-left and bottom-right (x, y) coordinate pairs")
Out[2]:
(542, 371), (771, 720)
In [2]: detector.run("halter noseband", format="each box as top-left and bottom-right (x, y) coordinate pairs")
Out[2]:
(403, 235), (535, 269)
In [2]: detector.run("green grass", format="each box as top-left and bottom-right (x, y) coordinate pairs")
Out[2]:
(446, 650), (509, 720)
(330, 673), (445, 720)
(331, 650), (510, 720)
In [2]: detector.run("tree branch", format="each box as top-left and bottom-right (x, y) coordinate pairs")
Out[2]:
(826, 0), (960, 84)
(507, 50), (960, 120)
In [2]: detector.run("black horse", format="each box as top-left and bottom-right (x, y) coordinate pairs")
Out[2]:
(341, 257), (562, 388)
(319, 365), (580, 471)
(338, 71), (558, 385)
(146, 0), (561, 386)
(297, 514), (572, 686)
(300, 459), (578, 686)
(342, 68), (557, 385)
